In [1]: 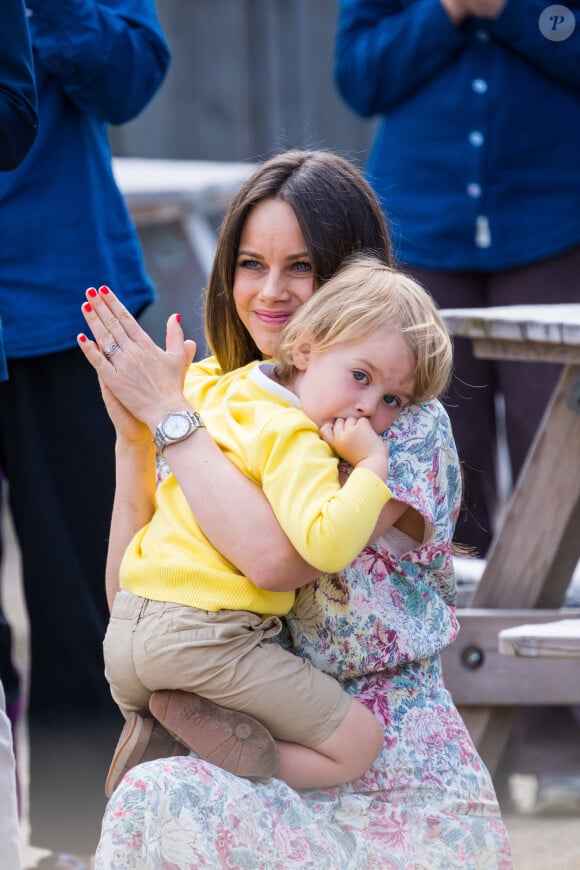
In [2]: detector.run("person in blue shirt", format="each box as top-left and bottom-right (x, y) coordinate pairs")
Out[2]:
(0, 0), (37, 174)
(0, 4), (37, 864)
(0, 0), (169, 862)
(335, 0), (580, 555)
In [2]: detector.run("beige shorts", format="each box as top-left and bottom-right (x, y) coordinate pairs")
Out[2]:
(104, 589), (350, 747)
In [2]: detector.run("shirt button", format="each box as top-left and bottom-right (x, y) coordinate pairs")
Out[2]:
(475, 215), (491, 248)
(476, 29), (490, 42)
(467, 183), (482, 198)
(472, 79), (488, 94)
(469, 131), (484, 147)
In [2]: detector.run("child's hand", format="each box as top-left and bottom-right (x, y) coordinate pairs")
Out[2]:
(320, 417), (389, 481)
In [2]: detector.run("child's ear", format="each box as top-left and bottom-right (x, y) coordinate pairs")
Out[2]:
(292, 333), (314, 370)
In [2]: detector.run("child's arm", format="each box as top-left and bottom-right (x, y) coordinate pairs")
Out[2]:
(258, 413), (393, 575)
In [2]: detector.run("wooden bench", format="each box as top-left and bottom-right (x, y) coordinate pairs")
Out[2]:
(439, 304), (580, 772)
(113, 157), (257, 349)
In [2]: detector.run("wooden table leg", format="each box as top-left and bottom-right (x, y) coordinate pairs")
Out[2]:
(445, 365), (580, 771)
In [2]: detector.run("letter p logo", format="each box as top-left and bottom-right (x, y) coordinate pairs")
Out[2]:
(539, 5), (576, 41)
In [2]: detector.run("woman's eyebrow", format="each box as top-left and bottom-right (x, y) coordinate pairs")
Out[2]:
(237, 248), (310, 261)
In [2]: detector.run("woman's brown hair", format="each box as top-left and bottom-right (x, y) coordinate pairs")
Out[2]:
(204, 150), (393, 372)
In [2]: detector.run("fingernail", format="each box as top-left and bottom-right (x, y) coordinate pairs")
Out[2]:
(78, 333), (87, 343)
(83, 302), (92, 312)
(99, 286), (110, 295)
(176, 313), (181, 324)
(87, 288), (97, 298)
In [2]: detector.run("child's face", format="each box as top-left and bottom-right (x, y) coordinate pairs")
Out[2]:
(233, 198), (315, 360)
(292, 329), (416, 435)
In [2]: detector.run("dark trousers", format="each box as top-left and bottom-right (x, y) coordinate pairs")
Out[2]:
(0, 347), (122, 852)
(405, 244), (580, 557)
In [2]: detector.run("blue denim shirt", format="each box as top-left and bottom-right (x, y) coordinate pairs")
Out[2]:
(0, 0), (170, 359)
(0, 0), (39, 377)
(335, 0), (580, 271)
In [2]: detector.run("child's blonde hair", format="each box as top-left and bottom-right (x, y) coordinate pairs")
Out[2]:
(275, 257), (452, 403)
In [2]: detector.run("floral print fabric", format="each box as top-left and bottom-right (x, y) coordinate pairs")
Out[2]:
(96, 400), (512, 869)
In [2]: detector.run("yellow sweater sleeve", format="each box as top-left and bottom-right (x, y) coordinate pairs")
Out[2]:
(244, 408), (392, 573)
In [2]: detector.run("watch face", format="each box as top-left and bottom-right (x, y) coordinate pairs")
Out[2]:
(163, 413), (191, 439)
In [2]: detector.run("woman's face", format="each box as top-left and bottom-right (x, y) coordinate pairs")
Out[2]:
(233, 198), (316, 358)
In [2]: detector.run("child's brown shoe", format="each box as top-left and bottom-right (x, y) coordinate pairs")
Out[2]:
(105, 712), (188, 798)
(149, 689), (279, 779)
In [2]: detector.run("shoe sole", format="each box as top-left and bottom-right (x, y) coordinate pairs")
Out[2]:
(149, 689), (279, 779)
(105, 713), (154, 798)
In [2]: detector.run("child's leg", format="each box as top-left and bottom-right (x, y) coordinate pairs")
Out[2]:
(136, 605), (383, 787)
(274, 697), (383, 788)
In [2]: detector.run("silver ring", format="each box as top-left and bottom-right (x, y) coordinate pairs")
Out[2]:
(103, 342), (120, 357)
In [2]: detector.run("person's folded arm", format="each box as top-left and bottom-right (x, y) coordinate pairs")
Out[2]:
(335, 0), (466, 117)
(0, 0), (38, 169)
(27, 0), (170, 123)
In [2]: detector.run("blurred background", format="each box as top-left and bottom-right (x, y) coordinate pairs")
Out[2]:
(110, 0), (373, 162)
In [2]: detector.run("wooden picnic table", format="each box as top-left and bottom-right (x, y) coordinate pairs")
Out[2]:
(112, 156), (257, 349)
(113, 156), (256, 275)
(439, 304), (580, 772)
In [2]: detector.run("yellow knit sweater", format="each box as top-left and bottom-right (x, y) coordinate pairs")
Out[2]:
(120, 358), (392, 616)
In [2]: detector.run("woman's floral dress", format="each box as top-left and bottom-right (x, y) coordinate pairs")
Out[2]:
(95, 400), (512, 869)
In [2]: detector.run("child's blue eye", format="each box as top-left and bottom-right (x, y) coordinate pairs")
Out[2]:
(383, 394), (399, 408)
(353, 370), (366, 382)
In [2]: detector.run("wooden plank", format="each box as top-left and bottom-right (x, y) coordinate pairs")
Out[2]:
(499, 618), (580, 658)
(113, 158), (256, 218)
(442, 304), (580, 347)
(472, 338), (580, 365)
(473, 364), (580, 609)
(441, 610), (580, 705)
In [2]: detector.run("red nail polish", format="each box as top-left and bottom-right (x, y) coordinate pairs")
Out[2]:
(87, 288), (97, 298)
(99, 286), (110, 295)
(84, 302), (92, 312)
(176, 313), (181, 323)
(79, 334), (87, 343)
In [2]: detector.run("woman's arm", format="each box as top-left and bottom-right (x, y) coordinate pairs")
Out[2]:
(79, 288), (319, 591)
(80, 288), (421, 592)
(106, 436), (157, 610)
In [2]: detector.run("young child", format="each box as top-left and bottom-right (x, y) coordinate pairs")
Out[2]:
(103, 257), (452, 795)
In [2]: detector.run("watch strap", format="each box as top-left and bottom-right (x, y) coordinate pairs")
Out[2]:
(153, 410), (205, 454)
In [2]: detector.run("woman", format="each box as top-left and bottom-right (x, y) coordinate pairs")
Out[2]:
(80, 151), (512, 868)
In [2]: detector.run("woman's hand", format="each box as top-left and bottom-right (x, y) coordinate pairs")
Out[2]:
(77, 286), (197, 434)
(97, 374), (150, 446)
